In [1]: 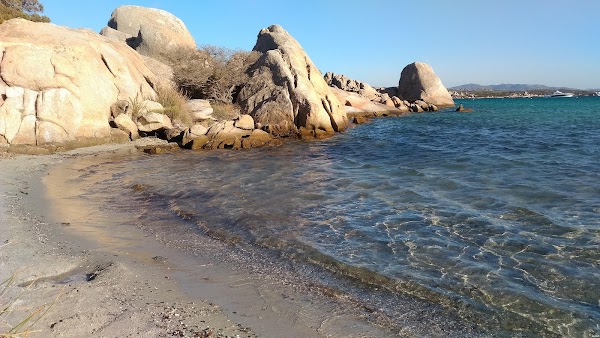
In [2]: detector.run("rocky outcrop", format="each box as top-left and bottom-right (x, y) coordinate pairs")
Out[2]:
(141, 55), (175, 86)
(324, 72), (380, 101)
(237, 25), (349, 137)
(330, 87), (408, 115)
(234, 114), (255, 130)
(137, 111), (173, 133)
(398, 62), (454, 107)
(322, 73), (437, 120)
(100, 5), (196, 59)
(0, 19), (157, 148)
(114, 114), (139, 140)
(179, 114), (280, 150)
(187, 99), (215, 122)
(456, 104), (473, 112)
(201, 115), (281, 150)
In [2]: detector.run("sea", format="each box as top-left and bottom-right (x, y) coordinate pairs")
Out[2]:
(52, 96), (600, 336)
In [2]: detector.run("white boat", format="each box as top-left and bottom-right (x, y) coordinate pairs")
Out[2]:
(595, 91), (600, 96)
(549, 90), (574, 98)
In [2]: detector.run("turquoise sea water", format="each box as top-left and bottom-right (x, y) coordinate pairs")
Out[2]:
(66, 97), (600, 336)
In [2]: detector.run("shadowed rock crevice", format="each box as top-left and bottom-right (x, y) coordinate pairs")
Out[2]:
(143, 75), (156, 91)
(100, 54), (116, 78)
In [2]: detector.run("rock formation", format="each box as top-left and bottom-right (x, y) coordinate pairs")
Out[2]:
(199, 115), (281, 150)
(456, 104), (473, 113)
(237, 25), (349, 137)
(398, 62), (454, 107)
(100, 5), (196, 59)
(324, 72), (380, 101)
(186, 99), (215, 122)
(0, 19), (158, 149)
(330, 87), (408, 116)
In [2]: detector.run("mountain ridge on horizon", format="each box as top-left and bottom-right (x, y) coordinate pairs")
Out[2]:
(449, 83), (598, 92)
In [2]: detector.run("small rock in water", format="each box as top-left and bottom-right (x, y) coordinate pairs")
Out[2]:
(456, 104), (473, 112)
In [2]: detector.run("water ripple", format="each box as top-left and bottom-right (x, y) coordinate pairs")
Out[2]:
(71, 97), (600, 336)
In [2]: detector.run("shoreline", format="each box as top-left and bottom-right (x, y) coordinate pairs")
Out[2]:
(0, 145), (260, 337)
(1, 142), (488, 337)
(0, 144), (401, 337)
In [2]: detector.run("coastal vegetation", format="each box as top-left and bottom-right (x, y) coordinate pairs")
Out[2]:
(1, 271), (60, 336)
(210, 101), (242, 121)
(154, 84), (192, 126)
(0, 0), (49, 23)
(160, 45), (260, 104)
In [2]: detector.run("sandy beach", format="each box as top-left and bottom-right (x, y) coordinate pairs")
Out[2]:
(0, 145), (404, 337)
(0, 145), (262, 337)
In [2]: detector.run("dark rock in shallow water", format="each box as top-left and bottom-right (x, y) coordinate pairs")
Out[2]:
(185, 135), (209, 150)
(241, 130), (282, 149)
(161, 128), (185, 143)
(352, 116), (371, 124)
(136, 142), (180, 154)
(456, 104), (473, 112)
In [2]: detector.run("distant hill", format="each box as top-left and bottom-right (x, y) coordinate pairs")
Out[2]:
(449, 83), (554, 91)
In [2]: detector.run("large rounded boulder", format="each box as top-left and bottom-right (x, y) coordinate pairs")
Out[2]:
(101, 5), (196, 59)
(237, 25), (349, 137)
(398, 62), (454, 107)
(0, 19), (157, 147)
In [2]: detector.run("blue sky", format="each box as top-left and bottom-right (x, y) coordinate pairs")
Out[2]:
(42, 0), (600, 89)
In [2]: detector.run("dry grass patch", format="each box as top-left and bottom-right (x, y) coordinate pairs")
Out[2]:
(127, 86), (192, 127)
(1, 270), (62, 336)
(127, 93), (147, 120)
(154, 85), (192, 127)
(211, 102), (241, 121)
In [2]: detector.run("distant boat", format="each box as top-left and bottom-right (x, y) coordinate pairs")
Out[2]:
(595, 92), (600, 96)
(548, 90), (574, 98)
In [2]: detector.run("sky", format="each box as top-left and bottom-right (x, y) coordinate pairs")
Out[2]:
(42, 0), (600, 89)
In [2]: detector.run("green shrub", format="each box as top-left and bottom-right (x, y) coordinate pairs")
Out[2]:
(0, 0), (50, 24)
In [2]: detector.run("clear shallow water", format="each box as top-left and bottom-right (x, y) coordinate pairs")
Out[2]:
(67, 97), (600, 336)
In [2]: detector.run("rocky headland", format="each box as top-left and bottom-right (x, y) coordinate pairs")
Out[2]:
(0, 5), (455, 155)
